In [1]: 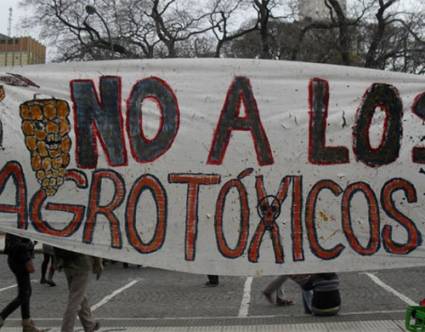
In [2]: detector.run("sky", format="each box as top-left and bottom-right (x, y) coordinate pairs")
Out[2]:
(0, 0), (422, 40)
(0, 0), (35, 37)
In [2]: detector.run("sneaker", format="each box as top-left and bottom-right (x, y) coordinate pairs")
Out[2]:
(204, 281), (219, 287)
(22, 319), (46, 332)
(46, 280), (56, 287)
(263, 291), (274, 304)
(276, 297), (294, 306)
(87, 321), (100, 332)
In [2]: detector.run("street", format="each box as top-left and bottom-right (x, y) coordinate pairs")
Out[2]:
(0, 253), (420, 331)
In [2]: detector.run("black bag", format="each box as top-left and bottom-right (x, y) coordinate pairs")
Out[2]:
(302, 273), (341, 316)
(311, 273), (341, 315)
(4, 234), (34, 254)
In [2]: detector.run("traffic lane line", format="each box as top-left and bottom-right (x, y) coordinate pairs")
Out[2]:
(364, 272), (416, 306)
(91, 279), (140, 312)
(0, 279), (39, 293)
(0, 283), (17, 292)
(238, 277), (253, 317)
(5, 309), (406, 322)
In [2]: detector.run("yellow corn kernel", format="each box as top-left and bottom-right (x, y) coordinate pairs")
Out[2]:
(36, 170), (45, 180)
(20, 105), (31, 119)
(49, 149), (61, 159)
(31, 105), (43, 121)
(62, 154), (70, 167)
(25, 137), (37, 151)
(35, 129), (47, 141)
(59, 120), (70, 136)
(31, 155), (42, 170)
(42, 157), (52, 171)
(46, 121), (59, 133)
(61, 137), (71, 152)
(43, 102), (57, 120)
(57, 101), (69, 118)
(57, 177), (64, 186)
(52, 157), (62, 169)
(22, 121), (34, 136)
(37, 141), (48, 157)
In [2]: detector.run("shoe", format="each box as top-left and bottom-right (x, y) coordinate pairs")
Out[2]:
(22, 319), (46, 332)
(263, 291), (274, 304)
(204, 281), (219, 287)
(40, 278), (46, 284)
(46, 280), (56, 287)
(276, 297), (294, 306)
(87, 321), (100, 332)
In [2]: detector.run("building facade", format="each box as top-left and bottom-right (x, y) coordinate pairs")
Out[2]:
(299, 0), (347, 21)
(0, 34), (46, 66)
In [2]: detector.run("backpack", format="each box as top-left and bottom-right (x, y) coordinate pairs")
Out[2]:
(310, 273), (341, 315)
(53, 247), (81, 269)
(54, 247), (82, 260)
(4, 234), (34, 255)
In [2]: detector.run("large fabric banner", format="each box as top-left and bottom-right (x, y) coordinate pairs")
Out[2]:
(0, 59), (424, 276)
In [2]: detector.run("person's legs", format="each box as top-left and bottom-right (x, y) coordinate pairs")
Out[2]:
(40, 254), (49, 284)
(275, 285), (294, 306)
(263, 275), (288, 304)
(61, 269), (89, 332)
(0, 262), (31, 321)
(2, 261), (41, 332)
(17, 270), (32, 320)
(46, 255), (56, 287)
(302, 289), (313, 314)
(78, 296), (97, 332)
(205, 275), (219, 287)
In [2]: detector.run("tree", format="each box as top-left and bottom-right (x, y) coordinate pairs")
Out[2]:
(19, 0), (223, 60)
(206, 0), (258, 58)
(229, 0), (425, 73)
(19, 0), (425, 73)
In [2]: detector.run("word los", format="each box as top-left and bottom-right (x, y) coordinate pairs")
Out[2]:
(71, 76), (425, 169)
(0, 161), (421, 263)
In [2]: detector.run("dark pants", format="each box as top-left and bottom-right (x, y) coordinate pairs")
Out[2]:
(41, 253), (55, 280)
(207, 275), (219, 284)
(0, 258), (31, 320)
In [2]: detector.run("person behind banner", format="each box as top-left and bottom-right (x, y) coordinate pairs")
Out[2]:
(54, 248), (102, 332)
(205, 275), (219, 287)
(0, 234), (45, 332)
(263, 273), (341, 316)
(301, 273), (341, 316)
(40, 244), (56, 287)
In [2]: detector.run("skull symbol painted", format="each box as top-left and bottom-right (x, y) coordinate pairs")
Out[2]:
(19, 98), (72, 196)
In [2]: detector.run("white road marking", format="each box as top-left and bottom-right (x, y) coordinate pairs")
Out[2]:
(0, 283), (17, 292)
(365, 272), (417, 306)
(6, 309), (406, 322)
(0, 280), (38, 293)
(90, 279), (140, 312)
(238, 276), (253, 318)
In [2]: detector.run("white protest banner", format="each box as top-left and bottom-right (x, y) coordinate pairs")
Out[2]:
(0, 58), (424, 276)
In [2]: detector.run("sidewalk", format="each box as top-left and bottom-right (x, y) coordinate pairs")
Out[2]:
(0, 233), (410, 331)
(0, 320), (408, 331)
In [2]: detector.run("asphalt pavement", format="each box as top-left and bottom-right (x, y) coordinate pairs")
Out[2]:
(0, 248), (420, 331)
